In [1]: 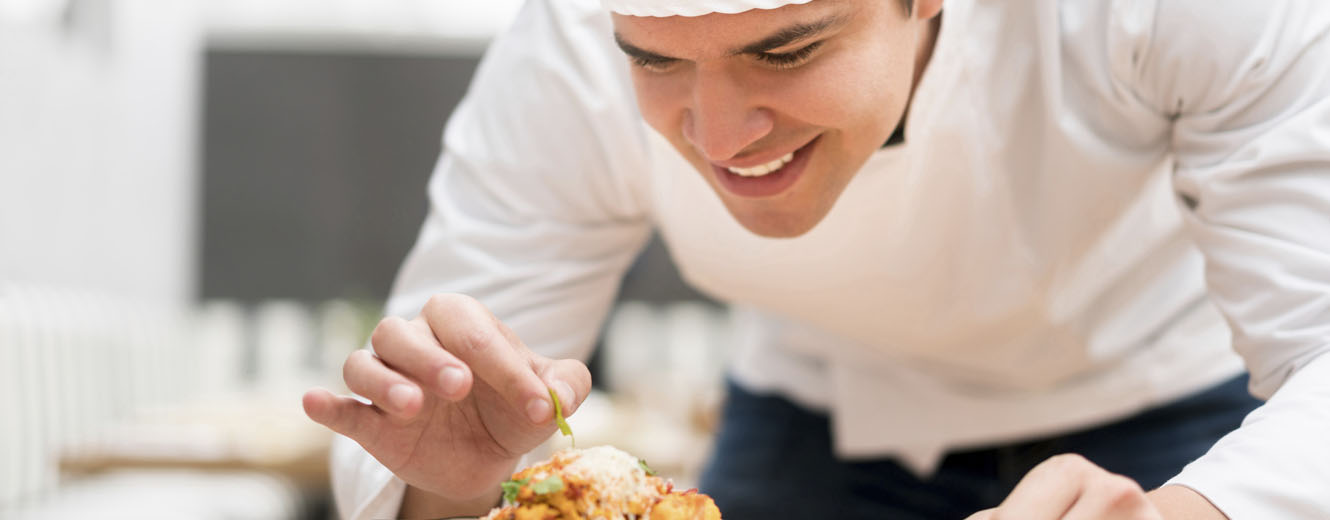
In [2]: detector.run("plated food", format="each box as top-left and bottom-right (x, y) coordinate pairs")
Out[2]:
(482, 445), (721, 520)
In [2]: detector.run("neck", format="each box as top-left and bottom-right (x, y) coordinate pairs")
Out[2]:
(912, 12), (942, 92)
(888, 11), (941, 146)
(884, 11), (942, 148)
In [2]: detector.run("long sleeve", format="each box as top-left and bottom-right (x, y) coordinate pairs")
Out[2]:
(330, 0), (654, 517)
(1110, 1), (1330, 517)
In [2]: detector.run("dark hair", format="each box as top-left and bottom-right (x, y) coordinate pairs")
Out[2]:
(900, 0), (913, 15)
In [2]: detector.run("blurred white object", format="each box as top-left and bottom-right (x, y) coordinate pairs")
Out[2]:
(192, 301), (250, 399)
(316, 299), (367, 388)
(600, 301), (662, 398)
(0, 0), (68, 26)
(0, 285), (31, 509)
(592, 301), (734, 485)
(6, 285), (66, 506)
(204, 0), (523, 54)
(662, 303), (726, 418)
(253, 300), (316, 390)
(603, 301), (732, 415)
(11, 469), (299, 520)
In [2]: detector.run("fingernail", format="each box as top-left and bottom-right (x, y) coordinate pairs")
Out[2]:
(439, 366), (465, 397)
(526, 397), (551, 423)
(554, 381), (575, 409)
(388, 384), (415, 412)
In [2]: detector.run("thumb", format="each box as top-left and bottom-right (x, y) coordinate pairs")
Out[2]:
(964, 509), (995, 520)
(533, 357), (592, 417)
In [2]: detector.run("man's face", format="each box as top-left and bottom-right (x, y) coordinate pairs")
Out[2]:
(613, 0), (927, 237)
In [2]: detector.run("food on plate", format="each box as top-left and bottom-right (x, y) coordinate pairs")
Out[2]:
(482, 446), (721, 520)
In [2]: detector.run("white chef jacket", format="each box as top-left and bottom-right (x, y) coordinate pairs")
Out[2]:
(331, 0), (1330, 518)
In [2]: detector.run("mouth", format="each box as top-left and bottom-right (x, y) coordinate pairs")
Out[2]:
(709, 135), (820, 198)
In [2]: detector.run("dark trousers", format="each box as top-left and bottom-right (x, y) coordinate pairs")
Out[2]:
(699, 375), (1261, 520)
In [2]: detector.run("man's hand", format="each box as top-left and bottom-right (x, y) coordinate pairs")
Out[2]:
(966, 454), (1162, 520)
(965, 454), (1230, 519)
(301, 294), (591, 513)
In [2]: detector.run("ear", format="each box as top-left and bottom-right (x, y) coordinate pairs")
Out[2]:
(914, 0), (943, 21)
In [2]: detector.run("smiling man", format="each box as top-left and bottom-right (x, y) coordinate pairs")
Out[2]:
(614, 0), (929, 237)
(304, 0), (1330, 519)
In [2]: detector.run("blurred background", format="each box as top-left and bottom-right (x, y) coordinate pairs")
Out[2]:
(0, 1), (731, 518)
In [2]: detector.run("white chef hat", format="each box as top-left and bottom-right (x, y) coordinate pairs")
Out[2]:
(602, 0), (816, 17)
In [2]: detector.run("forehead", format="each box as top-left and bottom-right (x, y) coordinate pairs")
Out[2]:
(602, 0), (817, 17)
(611, 0), (858, 57)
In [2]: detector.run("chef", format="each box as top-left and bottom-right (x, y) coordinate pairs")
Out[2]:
(302, 0), (1330, 518)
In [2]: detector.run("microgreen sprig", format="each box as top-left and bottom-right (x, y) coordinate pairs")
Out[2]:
(548, 387), (574, 447)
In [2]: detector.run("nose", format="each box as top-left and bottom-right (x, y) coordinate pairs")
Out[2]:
(681, 67), (774, 163)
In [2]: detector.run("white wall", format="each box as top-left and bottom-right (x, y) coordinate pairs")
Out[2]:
(0, 0), (527, 305)
(203, 0), (523, 55)
(0, 0), (201, 305)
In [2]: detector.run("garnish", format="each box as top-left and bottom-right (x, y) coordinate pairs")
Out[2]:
(501, 477), (530, 503)
(549, 387), (575, 447)
(638, 458), (658, 476)
(530, 475), (564, 495)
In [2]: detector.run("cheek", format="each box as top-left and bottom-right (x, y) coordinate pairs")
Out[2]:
(762, 53), (907, 137)
(630, 70), (691, 142)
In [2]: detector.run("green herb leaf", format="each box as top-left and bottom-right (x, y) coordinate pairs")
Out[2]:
(530, 475), (564, 495)
(638, 459), (658, 476)
(501, 477), (529, 503)
(548, 387), (574, 447)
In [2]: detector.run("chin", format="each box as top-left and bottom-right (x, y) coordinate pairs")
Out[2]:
(730, 206), (828, 238)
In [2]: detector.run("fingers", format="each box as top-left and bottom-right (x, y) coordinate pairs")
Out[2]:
(991, 453), (1089, 519)
(372, 315), (473, 401)
(421, 294), (555, 424)
(980, 454), (1159, 520)
(302, 387), (385, 440)
(535, 357), (593, 417)
(1062, 474), (1157, 520)
(343, 348), (424, 419)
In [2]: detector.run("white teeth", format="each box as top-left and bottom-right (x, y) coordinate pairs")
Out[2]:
(727, 152), (795, 177)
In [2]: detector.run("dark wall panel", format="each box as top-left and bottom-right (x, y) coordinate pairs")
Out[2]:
(200, 51), (478, 302)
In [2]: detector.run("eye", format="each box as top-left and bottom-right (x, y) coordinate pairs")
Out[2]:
(754, 41), (824, 70)
(631, 55), (680, 73)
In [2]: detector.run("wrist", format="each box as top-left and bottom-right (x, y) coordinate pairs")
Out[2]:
(1147, 484), (1228, 520)
(400, 484), (502, 520)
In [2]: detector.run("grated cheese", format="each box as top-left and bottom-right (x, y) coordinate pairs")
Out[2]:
(562, 446), (661, 508)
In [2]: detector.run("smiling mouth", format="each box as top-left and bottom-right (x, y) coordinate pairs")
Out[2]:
(708, 135), (820, 199)
(725, 152), (795, 177)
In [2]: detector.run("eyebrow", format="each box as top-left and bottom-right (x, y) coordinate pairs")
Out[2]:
(732, 13), (848, 55)
(614, 33), (675, 62)
(613, 13), (848, 62)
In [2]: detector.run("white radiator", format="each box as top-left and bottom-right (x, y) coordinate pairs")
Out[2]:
(0, 283), (368, 517)
(0, 283), (189, 509)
